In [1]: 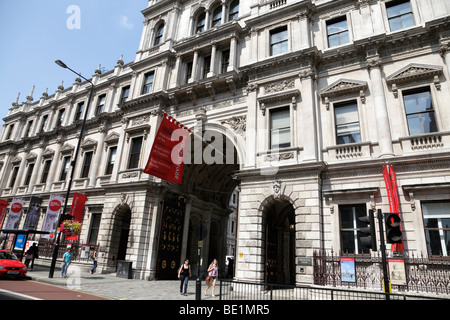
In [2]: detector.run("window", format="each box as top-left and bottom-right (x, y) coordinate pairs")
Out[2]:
(24, 163), (35, 186)
(221, 50), (230, 73)
(270, 107), (290, 149)
(105, 146), (117, 175)
(120, 86), (130, 105)
(40, 115), (49, 132)
(88, 213), (102, 245)
(142, 72), (154, 95)
(203, 56), (211, 78)
(56, 108), (65, 127)
(334, 101), (361, 145)
(196, 12), (206, 33)
(5, 124), (14, 140)
(212, 6), (222, 27)
(75, 102), (84, 121)
(422, 202), (450, 256)
(229, 0), (239, 21)
(327, 16), (349, 48)
(40, 160), (51, 184)
(128, 136), (143, 169)
(154, 23), (164, 46)
(270, 26), (288, 56)
(403, 87), (437, 135)
(95, 95), (106, 115)
(9, 166), (19, 188)
(81, 151), (93, 178)
(340, 204), (369, 254)
(386, 0), (414, 32)
(24, 120), (33, 138)
(185, 61), (193, 84)
(60, 156), (71, 181)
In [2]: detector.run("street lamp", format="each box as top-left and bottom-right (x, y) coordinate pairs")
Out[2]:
(48, 60), (94, 278)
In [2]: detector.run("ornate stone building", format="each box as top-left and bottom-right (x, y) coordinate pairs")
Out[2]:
(1, 0), (450, 285)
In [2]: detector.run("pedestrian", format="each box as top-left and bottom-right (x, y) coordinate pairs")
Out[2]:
(178, 258), (191, 296)
(24, 248), (33, 268)
(61, 248), (73, 277)
(204, 258), (219, 298)
(90, 246), (98, 274)
(29, 243), (38, 270)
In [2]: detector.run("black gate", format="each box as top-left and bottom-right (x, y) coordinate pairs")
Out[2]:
(155, 194), (186, 280)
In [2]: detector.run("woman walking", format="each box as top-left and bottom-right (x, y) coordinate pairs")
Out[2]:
(61, 248), (73, 277)
(90, 246), (98, 274)
(178, 259), (191, 296)
(204, 258), (219, 298)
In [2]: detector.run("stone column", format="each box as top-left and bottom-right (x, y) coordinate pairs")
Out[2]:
(89, 123), (107, 187)
(227, 36), (238, 72)
(367, 54), (394, 157)
(45, 136), (64, 191)
(300, 67), (319, 161)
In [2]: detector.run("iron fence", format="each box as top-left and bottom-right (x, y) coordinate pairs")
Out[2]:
(218, 280), (443, 300)
(313, 250), (450, 295)
(37, 238), (93, 263)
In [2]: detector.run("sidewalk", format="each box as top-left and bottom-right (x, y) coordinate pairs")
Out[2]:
(26, 263), (220, 300)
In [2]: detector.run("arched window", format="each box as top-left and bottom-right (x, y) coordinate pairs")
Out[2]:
(196, 12), (206, 33)
(229, 0), (239, 21)
(212, 6), (222, 27)
(154, 23), (164, 46)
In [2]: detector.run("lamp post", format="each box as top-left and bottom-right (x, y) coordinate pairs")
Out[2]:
(48, 60), (94, 278)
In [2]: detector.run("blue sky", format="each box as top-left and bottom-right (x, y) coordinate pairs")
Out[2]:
(0, 1), (147, 127)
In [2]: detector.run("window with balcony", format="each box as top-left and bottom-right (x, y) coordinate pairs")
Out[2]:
(403, 87), (437, 135)
(386, 0), (414, 32)
(270, 107), (290, 149)
(334, 101), (361, 145)
(270, 26), (288, 56)
(327, 16), (349, 48)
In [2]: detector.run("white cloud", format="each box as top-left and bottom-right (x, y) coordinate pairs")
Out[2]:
(119, 15), (134, 29)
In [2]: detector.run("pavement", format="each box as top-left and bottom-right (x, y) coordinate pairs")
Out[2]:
(24, 263), (221, 300)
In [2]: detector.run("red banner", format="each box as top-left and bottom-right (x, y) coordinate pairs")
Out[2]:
(65, 193), (87, 241)
(0, 200), (8, 229)
(144, 113), (190, 184)
(382, 164), (404, 252)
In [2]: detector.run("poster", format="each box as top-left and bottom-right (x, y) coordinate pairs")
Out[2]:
(388, 258), (407, 286)
(23, 196), (43, 230)
(143, 113), (190, 184)
(0, 200), (8, 229)
(4, 198), (25, 230)
(340, 258), (356, 283)
(41, 194), (64, 239)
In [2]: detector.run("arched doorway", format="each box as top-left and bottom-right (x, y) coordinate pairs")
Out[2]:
(111, 205), (132, 265)
(265, 199), (296, 285)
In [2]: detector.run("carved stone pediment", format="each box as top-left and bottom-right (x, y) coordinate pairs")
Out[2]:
(60, 143), (75, 158)
(11, 156), (22, 164)
(386, 63), (443, 97)
(319, 79), (368, 110)
(104, 132), (120, 145)
(81, 138), (98, 155)
(42, 148), (55, 159)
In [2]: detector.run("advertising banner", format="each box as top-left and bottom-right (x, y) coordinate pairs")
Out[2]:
(0, 200), (9, 229)
(23, 196), (43, 230)
(41, 194), (64, 239)
(382, 164), (404, 252)
(143, 113), (190, 184)
(65, 193), (87, 241)
(4, 198), (25, 230)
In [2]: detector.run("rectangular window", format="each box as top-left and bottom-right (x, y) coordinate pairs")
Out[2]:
(270, 26), (288, 56)
(185, 62), (193, 84)
(386, 0), (414, 32)
(128, 137), (143, 169)
(105, 146), (117, 175)
(24, 120), (33, 138)
(5, 124), (14, 140)
(142, 72), (154, 95)
(422, 202), (450, 257)
(60, 156), (71, 181)
(335, 101), (361, 145)
(88, 213), (102, 245)
(81, 151), (93, 178)
(95, 95), (106, 115)
(403, 87), (437, 135)
(56, 108), (65, 127)
(75, 102), (84, 121)
(203, 56), (211, 78)
(40, 115), (49, 132)
(270, 107), (290, 149)
(340, 204), (369, 254)
(9, 166), (19, 188)
(40, 160), (52, 184)
(221, 50), (230, 74)
(24, 163), (35, 186)
(327, 16), (349, 48)
(120, 86), (130, 105)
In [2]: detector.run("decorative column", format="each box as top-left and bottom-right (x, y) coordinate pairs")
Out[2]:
(227, 35), (238, 72)
(45, 136), (64, 192)
(366, 54), (394, 157)
(208, 43), (217, 77)
(300, 67), (319, 161)
(89, 123), (107, 187)
(189, 50), (199, 83)
(27, 142), (45, 192)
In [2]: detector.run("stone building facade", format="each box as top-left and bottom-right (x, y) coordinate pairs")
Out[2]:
(0, 0), (450, 284)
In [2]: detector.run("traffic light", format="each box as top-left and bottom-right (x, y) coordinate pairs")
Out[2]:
(385, 213), (402, 244)
(358, 209), (377, 251)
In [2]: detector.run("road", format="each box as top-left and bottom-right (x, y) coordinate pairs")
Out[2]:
(0, 279), (110, 300)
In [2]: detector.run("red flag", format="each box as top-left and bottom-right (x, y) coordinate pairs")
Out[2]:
(0, 200), (8, 229)
(382, 164), (404, 252)
(144, 113), (190, 184)
(65, 193), (87, 241)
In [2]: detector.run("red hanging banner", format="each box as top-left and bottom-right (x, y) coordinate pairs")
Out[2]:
(65, 193), (87, 241)
(144, 113), (190, 184)
(382, 164), (404, 252)
(0, 200), (9, 229)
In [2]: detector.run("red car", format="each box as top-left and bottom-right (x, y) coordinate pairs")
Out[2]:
(0, 250), (27, 278)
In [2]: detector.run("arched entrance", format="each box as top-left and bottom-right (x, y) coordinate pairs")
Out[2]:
(110, 204), (132, 265)
(265, 199), (296, 285)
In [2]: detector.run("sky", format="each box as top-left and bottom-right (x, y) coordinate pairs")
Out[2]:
(0, 0), (147, 128)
